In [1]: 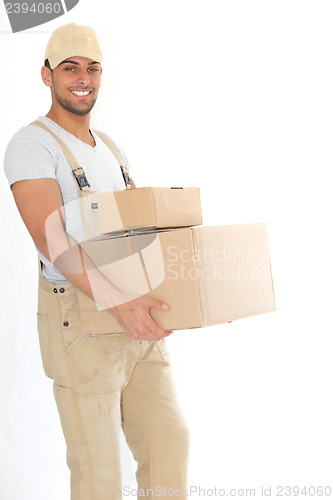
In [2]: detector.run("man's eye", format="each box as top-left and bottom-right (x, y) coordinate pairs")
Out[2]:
(65, 67), (75, 71)
(89, 68), (99, 72)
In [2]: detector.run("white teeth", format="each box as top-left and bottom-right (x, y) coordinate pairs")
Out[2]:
(71, 90), (90, 96)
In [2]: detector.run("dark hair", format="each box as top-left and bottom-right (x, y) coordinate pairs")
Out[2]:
(44, 59), (52, 71)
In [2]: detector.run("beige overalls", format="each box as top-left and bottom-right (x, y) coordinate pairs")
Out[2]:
(32, 121), (190, 500)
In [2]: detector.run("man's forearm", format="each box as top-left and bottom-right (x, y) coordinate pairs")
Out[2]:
(38, 226), (134, 311)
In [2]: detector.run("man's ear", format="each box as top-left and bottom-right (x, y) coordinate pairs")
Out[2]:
(41, 66), (52, 87)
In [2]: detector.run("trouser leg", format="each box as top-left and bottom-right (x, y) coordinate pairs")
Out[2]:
(53, 383), (123, 500)
(49, 331), (140, 500)
(121, 340), (190, 499)
(37, 276), (189, 499)
(37, 272), (141, 499)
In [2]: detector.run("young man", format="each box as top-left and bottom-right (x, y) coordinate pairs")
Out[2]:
(4, 23), (189, 500)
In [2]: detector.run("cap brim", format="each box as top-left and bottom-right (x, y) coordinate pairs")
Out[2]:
(49, 48), (103, 69)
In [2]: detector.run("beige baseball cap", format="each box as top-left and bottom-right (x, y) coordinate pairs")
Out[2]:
(45, 23), (103, 69)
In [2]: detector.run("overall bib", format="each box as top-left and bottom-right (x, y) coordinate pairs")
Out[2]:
(32, 121), (190, 500)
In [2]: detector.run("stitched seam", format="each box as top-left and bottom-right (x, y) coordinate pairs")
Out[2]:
(156, 343), (167, 363)
(55, 384), (96, 500)
(126, 386), (157, 493)
(65, 385), (120, 397)
(156, 341), (171, 365)
(72, 391), (95, 500)
(54, 294), (75, 383)
(55, 294), (96, 498)
(121, 340), (141, 392)
(57, 291), (83, 386)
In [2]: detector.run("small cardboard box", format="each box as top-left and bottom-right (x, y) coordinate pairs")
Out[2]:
(77, 223), (276, 334)
(83, 187), (202, 239)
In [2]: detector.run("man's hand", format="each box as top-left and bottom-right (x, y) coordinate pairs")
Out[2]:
(11, 178), (172, 341)
(109, 296), (172, 341)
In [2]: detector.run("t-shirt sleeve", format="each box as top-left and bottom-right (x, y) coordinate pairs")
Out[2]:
(4, 125), (58, 188)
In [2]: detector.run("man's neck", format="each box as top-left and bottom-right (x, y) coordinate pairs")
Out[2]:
(45, 107), (95, 147)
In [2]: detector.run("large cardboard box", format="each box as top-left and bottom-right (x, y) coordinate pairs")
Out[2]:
(77, 223), (276, 334)
(82, 187), (202, 239)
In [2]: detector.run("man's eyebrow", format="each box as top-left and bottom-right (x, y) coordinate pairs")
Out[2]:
(59, 60), (79, 65)
(59, 60), (100, 66)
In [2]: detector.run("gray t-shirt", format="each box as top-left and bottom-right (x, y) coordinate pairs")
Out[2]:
(4, 116), (130, 284)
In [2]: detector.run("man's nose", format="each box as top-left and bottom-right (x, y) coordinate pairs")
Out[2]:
(76, 70), (91, 87)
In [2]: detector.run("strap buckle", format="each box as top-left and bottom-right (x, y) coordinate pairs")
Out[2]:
(120, 166), (131, 190)
(73, 168), (90, 190)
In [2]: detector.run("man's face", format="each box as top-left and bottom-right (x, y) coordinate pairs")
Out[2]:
(48, 56), (102, 116)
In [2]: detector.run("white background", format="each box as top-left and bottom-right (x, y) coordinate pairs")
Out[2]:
(1, 1), (333, 499)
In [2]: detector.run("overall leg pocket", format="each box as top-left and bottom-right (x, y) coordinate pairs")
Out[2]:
(60, 313), (84, 352)
(37, 313), (54, 379)
(57, 291), (84, 352)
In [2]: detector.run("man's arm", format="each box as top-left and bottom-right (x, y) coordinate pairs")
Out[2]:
(11, 178), (171, 341)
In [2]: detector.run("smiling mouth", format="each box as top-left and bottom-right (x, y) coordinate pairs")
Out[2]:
(70, 90), (92, 97)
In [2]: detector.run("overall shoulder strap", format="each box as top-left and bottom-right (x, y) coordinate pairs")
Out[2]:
(30, 120), (131, 192)
(30, 120), (90, 196)
(94, 130), (132, 190)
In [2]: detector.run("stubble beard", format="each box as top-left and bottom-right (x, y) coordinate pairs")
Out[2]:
(52, 84), (97, 116)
